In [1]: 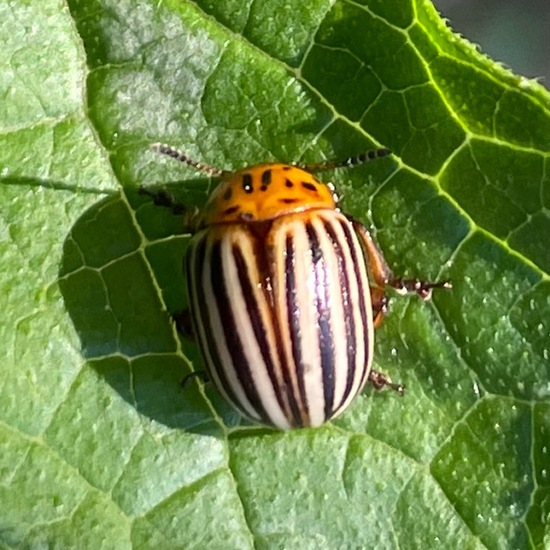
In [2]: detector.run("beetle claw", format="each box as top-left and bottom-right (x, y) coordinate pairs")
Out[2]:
(181, 370), (209, 389)
(368, 370), (405, 395)
(389, 278), (452, 301)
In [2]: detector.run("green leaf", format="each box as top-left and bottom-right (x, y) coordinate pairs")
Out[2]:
(1, 0), (549, 548)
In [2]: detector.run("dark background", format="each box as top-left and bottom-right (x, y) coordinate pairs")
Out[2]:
(434, 0), (550, 89)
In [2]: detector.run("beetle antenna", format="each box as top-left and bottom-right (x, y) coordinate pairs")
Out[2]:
(151, 143), (226, 177)
(300, 148), (392, 172)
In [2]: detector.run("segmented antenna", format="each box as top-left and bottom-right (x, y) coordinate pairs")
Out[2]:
(151, 143), (226, 177)
(300, 148), (391, 172)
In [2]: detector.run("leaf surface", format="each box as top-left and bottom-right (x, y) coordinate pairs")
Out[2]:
(1, 0), (549, 548)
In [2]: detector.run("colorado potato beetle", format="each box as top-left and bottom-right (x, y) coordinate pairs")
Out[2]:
(144, 144), (450, 429)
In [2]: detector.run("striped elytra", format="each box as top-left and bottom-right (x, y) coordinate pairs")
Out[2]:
(146, 143), (450, 429)
(186, 210), (374, 429)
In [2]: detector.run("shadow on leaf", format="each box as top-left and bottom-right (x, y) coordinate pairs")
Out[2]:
(57, 189), (241, 436)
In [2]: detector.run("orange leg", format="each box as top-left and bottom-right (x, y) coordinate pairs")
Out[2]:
(370, 289), (389, 328)
(352, 220), (451, 395)
(352, 220), (451, 327)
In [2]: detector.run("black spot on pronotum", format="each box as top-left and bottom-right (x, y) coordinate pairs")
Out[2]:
(280, 198), (298, 204)
(223, 187), (233, 200)
(283, 166), (291, 171)
(285, 179), (294, 188)
(260, 169), (272, 191)
(223, 205), (240, 216)
(242, 173), (253, 193)
(261, 169), (272, 185)
(302, 181), (317, 192)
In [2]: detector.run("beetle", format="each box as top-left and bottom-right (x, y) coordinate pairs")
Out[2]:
(144, 143), (450, 429)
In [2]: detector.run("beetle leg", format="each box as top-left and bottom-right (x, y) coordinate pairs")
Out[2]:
(371, 290), (388, 328)
(181, 370), (210, 389)
(172, 309), (195, 340)
(386, 277), (452, 301)
(352, 221), (451, 304)
(139, 186), (184, 213)
(172, 312), (210, 388)
(170, 311), (210, 388)
(139, 186), (203, 233)
(368, 370), (405, 395)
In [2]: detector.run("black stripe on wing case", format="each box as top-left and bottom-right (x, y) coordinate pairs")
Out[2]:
(339, 220), (371, 392)
(305, 221), (335, 420)
(284, 233), (310, 427)
(323, 219), (357, 404)
(232, 244), (287, 420)
(187, 235), (250, 415)
(209, 239), (271, 423)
